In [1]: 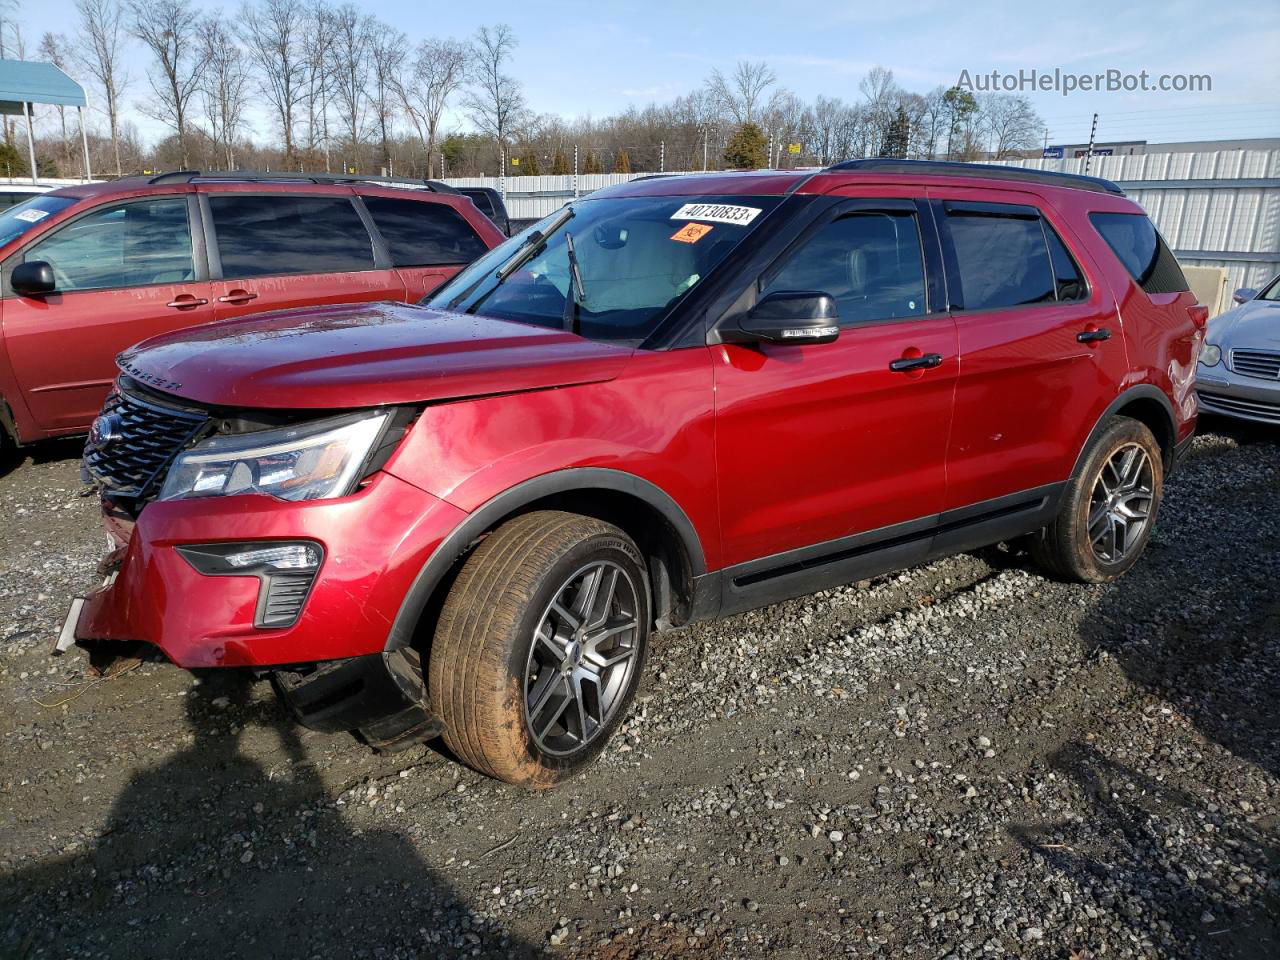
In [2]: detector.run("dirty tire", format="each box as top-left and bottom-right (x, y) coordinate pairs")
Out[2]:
(430, 511), (650, 788)
(1030, 417), (1164, 583)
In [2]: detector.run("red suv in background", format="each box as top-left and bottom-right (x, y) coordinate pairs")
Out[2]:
(0, 172), (503, 453)
(67, 160), (1205, 787)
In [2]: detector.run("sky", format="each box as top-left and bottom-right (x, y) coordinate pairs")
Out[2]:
(19, 0), (1280, 150)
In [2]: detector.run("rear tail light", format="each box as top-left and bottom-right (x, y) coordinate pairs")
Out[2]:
(1189, 304), (1209, 330)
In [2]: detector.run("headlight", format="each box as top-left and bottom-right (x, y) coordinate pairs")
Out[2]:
(159, 411), (391, 503)
(1199, 343), (1222, 367)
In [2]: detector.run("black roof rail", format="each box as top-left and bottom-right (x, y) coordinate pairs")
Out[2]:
(144, 169), (460, 194)
(823, 158), (1125, 196)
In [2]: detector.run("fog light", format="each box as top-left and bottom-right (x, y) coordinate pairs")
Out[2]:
(177, 541), (324, 629)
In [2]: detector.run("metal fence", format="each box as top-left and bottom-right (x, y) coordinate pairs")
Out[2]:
(445, 149), (1280, 297)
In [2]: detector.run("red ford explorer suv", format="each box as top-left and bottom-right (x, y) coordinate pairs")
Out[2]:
(66, 160), (1205, 787)
(0, 172), (502, 454)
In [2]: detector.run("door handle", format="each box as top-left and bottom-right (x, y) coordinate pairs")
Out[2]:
(889, 353), (944, 372)
(166, 295), (208, 309)
(1077, 327), (1111, 343)
(217, 290), (258, 305)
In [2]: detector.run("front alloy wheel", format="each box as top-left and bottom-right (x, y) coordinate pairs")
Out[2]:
(430, 511), (650, 787)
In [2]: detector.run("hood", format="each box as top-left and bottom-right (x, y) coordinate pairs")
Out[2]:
(1207, 298), (1280, 350)
(118, 301), (634, 410)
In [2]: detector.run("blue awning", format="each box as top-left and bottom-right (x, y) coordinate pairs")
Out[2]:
(0, 59), (87, 114)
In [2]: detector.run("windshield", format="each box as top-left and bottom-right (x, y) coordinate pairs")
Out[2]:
(427, 194), (782, 343)
(0, 194), (77, 249)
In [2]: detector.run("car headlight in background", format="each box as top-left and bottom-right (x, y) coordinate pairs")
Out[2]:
(1199, 343), (1222, 367)
(160, 411), (391, 503)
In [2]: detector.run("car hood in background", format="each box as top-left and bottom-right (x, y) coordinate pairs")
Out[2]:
(118, 301), (634, 409)
(1206, 299), (1280, 349)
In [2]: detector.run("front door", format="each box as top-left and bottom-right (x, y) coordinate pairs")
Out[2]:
(713, 197), (958, 581)
(2, 194), (213, 432)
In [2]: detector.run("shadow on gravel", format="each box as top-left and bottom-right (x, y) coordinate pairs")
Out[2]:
(1, 673), (535, 959)
(0, 437), (84, 477)
(1010, 425), (1280, 958)
(1012, 743), (1280, 959)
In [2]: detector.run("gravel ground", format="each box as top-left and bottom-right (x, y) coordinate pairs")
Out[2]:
(1, 420), (1277, 960)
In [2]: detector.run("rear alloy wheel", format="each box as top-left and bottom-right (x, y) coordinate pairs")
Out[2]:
(429, 511), (650, 787)
(1030, 417), (1164, 583)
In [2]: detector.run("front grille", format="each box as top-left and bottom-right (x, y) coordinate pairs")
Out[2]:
(1230, 349), (1280, 381)
(83, 388), (208, 499)
(1198, 390), (1280, 424)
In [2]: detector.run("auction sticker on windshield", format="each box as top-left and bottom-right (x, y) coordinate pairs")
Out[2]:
(670, 203), (762, 226)
(671, 223), (713, 244)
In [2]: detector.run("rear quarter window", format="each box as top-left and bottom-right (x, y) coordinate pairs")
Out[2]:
(1088, 212), (1188, 294)
(363, 196), (489, 267)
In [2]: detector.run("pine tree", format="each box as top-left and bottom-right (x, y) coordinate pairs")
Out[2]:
(723, 123), (768, 170)
(582, 151), (602, 174)
(883, 107), (911, 158)
(612, 149), (632, 174)
(517, 150), (541, 176)
(550, 149), (570, 175)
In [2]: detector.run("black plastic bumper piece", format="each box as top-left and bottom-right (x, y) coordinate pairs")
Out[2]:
(272, 649), (443, 751)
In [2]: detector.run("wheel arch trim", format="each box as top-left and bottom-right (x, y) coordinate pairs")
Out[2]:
(385, 467), (706, 652)
(1071, 384), (1178, 479)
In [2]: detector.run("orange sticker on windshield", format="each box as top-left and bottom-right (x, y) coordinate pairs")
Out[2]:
(671, 222), (713, 244)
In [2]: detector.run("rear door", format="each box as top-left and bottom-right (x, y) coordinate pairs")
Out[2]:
(359, 193), (495, 301)
(931, 187), (1129, 510)
(1, 193), (214, 432)
(201, 188), (406, 322)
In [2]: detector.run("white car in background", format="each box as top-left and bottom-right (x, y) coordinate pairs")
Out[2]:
(0, 180), (54, 210)
(1196, 274), (1280, 425)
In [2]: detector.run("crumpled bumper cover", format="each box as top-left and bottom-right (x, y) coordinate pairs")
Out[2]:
(74, 471), (466, 669)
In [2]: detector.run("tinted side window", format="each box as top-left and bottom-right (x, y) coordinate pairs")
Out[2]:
(1044, 224), (1087, 301)
(209, 194), (374, 279)
(25, 197), (193, 292)
(762, 211), (927, 326)
(363, 196), (489, 267)
(1089, 212), (1188, 294)
(945, 208), (1055, 310)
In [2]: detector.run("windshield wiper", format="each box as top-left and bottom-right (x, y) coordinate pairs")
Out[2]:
(449, 205), (575, 312)
(562, 230), (588, 334)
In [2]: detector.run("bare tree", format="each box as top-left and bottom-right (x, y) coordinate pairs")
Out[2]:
(707, 60), (778, 126)
(982, 94), (1045, 159)
(40, 33), (77, 175)
(368, 24), (405, 174)
(199, 15), (250, 169)
(328, 3), (372, 170)
(462, 24), (524, 164)
(129, 0), (208, 169)
(239, 0), (306, 166)
(396, 37), (467, 177)
(300, 2), (336, 169)
(74, 0), (130, 176)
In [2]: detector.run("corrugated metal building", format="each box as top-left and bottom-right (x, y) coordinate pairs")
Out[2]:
(444, 148), (1280, 296)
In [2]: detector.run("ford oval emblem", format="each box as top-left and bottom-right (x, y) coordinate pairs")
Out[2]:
(88, 413), (123, 448)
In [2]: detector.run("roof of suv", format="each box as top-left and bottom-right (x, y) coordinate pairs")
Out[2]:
(43, 170), (462, 201)
(599, 159), (1126, 201)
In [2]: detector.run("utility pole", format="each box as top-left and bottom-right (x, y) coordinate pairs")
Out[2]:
(500, 146), (506, 202)
(1084, 113), (1098, 174)
(702, 126), (709, 172)
(767, 129), (773, 169)
(573, 143), (579, 199)
(659, 139), (665, 173)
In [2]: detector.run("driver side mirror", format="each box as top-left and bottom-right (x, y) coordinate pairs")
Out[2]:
(1231, 287), (1257, 305)
(730, 290), (839, 345)
(11, 260), (56, 297)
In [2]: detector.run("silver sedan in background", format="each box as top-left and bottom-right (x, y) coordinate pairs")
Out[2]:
(1196, 275), (1280, 425)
